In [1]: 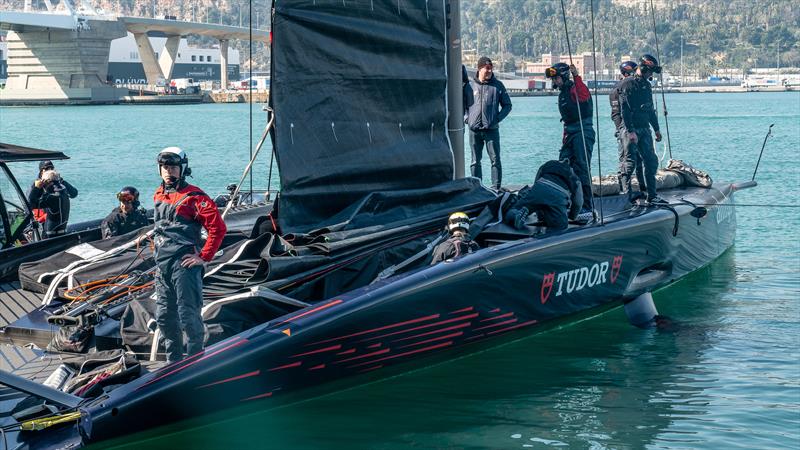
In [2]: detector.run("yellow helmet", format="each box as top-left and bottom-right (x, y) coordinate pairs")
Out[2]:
(447, 212), (470, 234)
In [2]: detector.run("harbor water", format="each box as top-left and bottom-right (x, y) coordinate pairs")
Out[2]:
(0, 92), (798, 449)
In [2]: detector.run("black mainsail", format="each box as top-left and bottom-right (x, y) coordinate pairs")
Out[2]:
(270, 0), (458, 232)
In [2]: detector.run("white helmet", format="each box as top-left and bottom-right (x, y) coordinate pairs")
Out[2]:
(157, 146), (190, 178)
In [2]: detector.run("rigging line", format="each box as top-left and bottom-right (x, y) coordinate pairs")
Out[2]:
(648, 0), (672, 159)
(249, 0), (254, 196)
(559, 0), (595, 216)
(590, 0), (604, 225)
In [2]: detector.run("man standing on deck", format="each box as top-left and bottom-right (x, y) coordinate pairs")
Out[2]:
(27, 160), (78, 230)
(618, 54), (666, 204)
(465, 56), (512, 191)
(610, 61), (646, 198)
(546, 62), (595, 222)
(152, 147), (226, 362)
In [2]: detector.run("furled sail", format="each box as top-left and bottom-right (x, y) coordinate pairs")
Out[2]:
(270, 0), (453, 232)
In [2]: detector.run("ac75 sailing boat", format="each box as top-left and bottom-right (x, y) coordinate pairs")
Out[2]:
(0, 0), (756, 447)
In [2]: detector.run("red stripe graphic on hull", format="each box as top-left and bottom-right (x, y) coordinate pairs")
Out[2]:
(196, 370), (261, 389)
(391, 322), (472, 343)
(397, 332), (463, 349)
(242, 391), (274, 401)
(309, 314), (441, 345)
(359, 313), (478, 342)
(335, 348), (391, 364)
(269, 361), (302, 371)
(140, 338), (248, 389)
(479, 312), (515, 322)
(449, 306), (474, 314)
(291, 344), (342, 358)
(487, 320), (538, 335)
(278, 299), (342, 325)
(473, 318), (518, 332)
(348, 341), (454, 368)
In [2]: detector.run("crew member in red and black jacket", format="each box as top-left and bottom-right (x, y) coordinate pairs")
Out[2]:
(152, 147), (226, 363)
(546, 63), (595, 218)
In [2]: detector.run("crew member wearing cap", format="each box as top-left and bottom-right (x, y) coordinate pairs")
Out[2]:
(465, 56), (512, 191)
(27, 160), (78, 229)
(610, 61), (646, 197)
(618, 54), (665, 204)
(101, 186), (149, 238)
(430, 212), (480, 264)
(503, 159), (583, 232)
(545, 62), (595, 222)
(152, 147), (226, 362)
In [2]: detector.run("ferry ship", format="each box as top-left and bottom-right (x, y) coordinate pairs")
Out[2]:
(107, 33), (241, 85)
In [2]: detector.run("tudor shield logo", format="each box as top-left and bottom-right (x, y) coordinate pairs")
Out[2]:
(538, 255), (624, 302)
(611, 255), (623, 284)
(541, 272), (555, 304)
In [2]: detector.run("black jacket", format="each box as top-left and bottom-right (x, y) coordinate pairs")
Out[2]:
(535, 160), (583, 220)
(430, 233), (480, 264)
(28, 181), (77, 236)
(609, 80), (624, 129)
(465, 75), (512, 131)
(101, 207), (149, 239)
(619, 75), (660, 133)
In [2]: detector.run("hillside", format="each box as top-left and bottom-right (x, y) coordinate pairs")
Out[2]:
(1, 0), (797, 74)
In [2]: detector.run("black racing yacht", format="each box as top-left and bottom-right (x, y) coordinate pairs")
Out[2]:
(0, 1), (757, 448)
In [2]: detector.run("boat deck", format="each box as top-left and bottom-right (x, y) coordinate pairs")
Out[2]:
(0, 282), (44, 374)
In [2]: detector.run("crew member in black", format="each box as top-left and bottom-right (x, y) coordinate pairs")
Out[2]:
(618, 54), (665, 204)
(431, 212), (480, 264)
(27, 169), (77, 238)
(101, 186), (149, 238)
(545, 63), (595, 219)
(504, 159), (583, 232)
(28, 160), (78, 227)
(610, 61), (645, 195)
(465, 57), (512, 191)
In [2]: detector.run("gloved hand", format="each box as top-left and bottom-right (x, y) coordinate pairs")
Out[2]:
(655, 131), (662, 142)
(514, 207), (529, 230)
(569, 64), (579, 78)
(628, 131), (638, 144)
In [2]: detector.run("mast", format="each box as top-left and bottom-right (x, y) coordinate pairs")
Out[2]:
(446, 0), (464, 178)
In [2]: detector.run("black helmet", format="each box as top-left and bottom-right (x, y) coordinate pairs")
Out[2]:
(545, 62), (570, 80)
(117, 186), (141, 208)
(619, 60), (637, 76)
(639, 54), (662, 74)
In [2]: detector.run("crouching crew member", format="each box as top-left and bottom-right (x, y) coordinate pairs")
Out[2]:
(611, 61), (646, 196)
(618, 54), (666, 204)
(545, 63), (595, 219)
(431, 212), (480, 264)
(101, 186), (149, 238)
(504, 159), (583, 232)
(153, 147), (226, 363)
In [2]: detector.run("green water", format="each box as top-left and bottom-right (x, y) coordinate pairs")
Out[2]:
(1, 92), (798, 448)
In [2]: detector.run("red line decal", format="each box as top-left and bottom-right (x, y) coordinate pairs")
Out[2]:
(366, 343), (382, 349)
(308, 364), (326, 371)
(397, 332), (463, 349)
(309, 313), (441, 345)
(360, 313), (478, 342)
(348, 341), (453, 368)
(449, 306), (474, 314)
(336, 348), (356, 355)
(479, 312), (515, 322)
(464, 334), (485, 341)
(473, 318), (518, 332)
(242, 391), (273, 401)
(488, 308), (501, 313)
(278, 299), (343, 324)
(196, 370), (260, 389)
(291, 344), (342, 358)
(335, 348), (391, 364)
(268, 361), (302, 371)
(487, 320), (538, 336)
(139, 339), (248, 389)
(391, 322), (472, 343)
(357, 365), (383, 373)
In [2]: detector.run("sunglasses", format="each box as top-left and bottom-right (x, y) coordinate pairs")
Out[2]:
(117, 192), (136, 203)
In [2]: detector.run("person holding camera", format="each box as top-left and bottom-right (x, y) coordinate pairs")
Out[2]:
(101, 186), (149, 238)
(27, 166), (78, 238)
